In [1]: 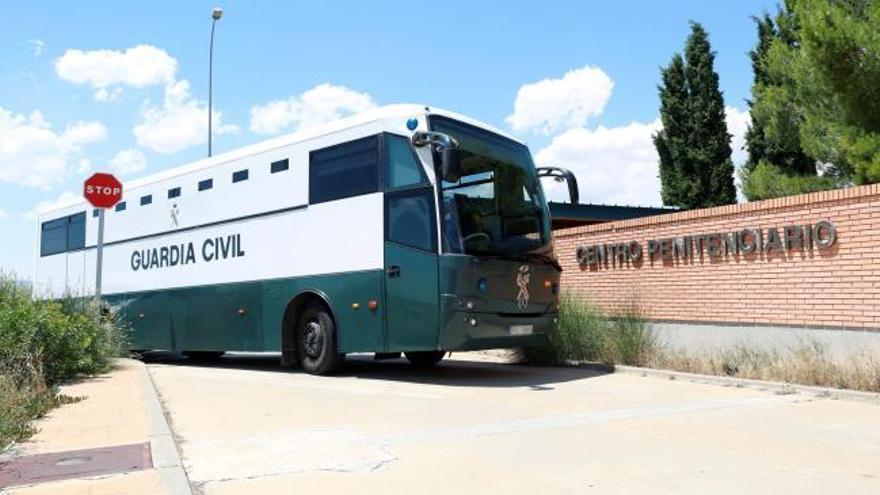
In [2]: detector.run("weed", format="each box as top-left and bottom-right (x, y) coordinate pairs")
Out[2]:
(522, 292), (880, 394)
(0, 274), (123, 452)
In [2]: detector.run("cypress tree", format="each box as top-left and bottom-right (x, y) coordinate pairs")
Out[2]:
(654, 55), (691, 205)
(654, 22), (736, 208)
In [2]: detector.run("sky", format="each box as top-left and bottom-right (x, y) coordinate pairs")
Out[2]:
(0, 0), (777, 277)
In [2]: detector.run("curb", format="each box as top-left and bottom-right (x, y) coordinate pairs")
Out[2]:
(139, 363), (194, 495)
(613, 364), (880, 406)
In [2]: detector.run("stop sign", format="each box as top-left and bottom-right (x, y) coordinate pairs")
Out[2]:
(83, 173), (123, 209)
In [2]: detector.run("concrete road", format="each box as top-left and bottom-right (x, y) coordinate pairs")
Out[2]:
(145, 353), (880, 494)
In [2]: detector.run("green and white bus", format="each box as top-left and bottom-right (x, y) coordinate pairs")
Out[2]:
(33, 105), (577, 374)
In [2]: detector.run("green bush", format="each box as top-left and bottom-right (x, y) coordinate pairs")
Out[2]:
(520, 293), (656, 366)
(0, 275), (124, 451)
(0, 278), (123, 385)
(607, 302), (657, 366)
(523, 294), (607, 365)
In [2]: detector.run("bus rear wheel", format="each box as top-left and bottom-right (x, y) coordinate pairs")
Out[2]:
(405, 351), (445, 367)
(296, 302), (342, 375)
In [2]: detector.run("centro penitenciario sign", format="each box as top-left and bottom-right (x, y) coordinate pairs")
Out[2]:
(575, 220), (838, 268)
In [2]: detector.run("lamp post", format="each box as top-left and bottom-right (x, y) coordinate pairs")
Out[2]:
(208, 7), (223, 157)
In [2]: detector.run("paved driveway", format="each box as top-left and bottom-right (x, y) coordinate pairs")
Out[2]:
(145, 353), (880, 494)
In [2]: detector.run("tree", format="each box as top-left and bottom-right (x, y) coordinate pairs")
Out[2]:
(741, 4), (834, 200)
(743, 8), (816, 176)
(655, 55), (691, 205)
(791, 0), (880, 183)
(741, 13), (774, 177)
(741, 161), (840, 200)
(654, 23), (736, 208)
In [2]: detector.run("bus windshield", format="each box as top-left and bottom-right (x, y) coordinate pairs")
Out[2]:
(430, 116), (552, 257)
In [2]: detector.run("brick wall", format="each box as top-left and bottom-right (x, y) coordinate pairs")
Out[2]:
(553, 184), (880, 330)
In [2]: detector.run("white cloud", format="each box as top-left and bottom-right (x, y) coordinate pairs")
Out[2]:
(725, 105), (751, 202)
(27, 39), (45, 57)
(134, 80), (237, 154)
(61, 121), (107, 145)
(109, 149), (146, 176)
(725, 105), (750, 166)
(23, 191), (79, 220)
(536, 119), (663, 206)
(77, 158), (93, 176)
(0, 107), (107, 189)
(94, 87), (124, 102)
(250, 83), (377, 135)
(0, 208), (7, 221)
(55, 45), (177, 101)
(55, 45), (238, 154)
(506, 66), (614, 135)
(535, 107), (751, 207)
(55, 44), (237, 153)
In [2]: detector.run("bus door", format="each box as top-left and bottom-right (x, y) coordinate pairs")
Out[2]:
(383, 187), (439, 351)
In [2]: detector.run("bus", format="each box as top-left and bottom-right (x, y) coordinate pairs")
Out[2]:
(33, 104), (577, 374)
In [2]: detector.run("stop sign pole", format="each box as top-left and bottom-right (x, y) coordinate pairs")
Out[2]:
(83, 173), (123, 299)
(95, 209), (105, 298)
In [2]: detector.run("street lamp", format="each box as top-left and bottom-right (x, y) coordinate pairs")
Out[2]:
(208, 7), (223, 157)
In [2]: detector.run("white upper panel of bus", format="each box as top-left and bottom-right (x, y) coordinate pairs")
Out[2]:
(34, 104), (522, 223)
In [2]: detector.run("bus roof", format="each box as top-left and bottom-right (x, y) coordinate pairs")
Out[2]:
(36, 104), (523, 217)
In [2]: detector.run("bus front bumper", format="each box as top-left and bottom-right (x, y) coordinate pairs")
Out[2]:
(438, 311), (554, 351)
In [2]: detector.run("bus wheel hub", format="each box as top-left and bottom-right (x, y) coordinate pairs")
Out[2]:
(304, 321), (323, 357)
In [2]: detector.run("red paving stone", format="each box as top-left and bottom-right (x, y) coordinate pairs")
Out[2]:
(0, 442), (151, 488)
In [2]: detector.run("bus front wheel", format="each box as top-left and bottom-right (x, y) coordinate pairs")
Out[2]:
(405, 351), (445, 367)
(296, 302), (342, 375)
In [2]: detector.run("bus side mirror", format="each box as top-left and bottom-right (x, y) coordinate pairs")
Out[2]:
(412, 131), (461, 183)
(440, 147), (461, 183)
(536, 166), (580, 204)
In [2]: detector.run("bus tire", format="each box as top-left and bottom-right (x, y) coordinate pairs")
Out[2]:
(296, 302), (342, 375)
(405, 351), (445, 367)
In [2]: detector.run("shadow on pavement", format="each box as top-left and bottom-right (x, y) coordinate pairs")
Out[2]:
(138, 351), (612, 389)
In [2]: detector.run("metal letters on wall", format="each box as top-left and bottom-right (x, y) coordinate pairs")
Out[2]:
(575, 220), (838, 268)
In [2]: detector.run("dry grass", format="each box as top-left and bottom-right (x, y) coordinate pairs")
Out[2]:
(0, 352), (78, 451)
(648, 342), (880, 393)
(521, 292), (880, 394)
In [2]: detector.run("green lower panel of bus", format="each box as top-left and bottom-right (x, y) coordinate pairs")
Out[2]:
(106, 269), (553, 355)
(106, 270), (386, 354)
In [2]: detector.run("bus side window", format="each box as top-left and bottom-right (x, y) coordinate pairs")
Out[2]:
(309, 135), (379, 204)
(67, 212), (86, 251)
(386, 189), (436, 252)
(40, 218), (68, 257)
(384, 134), (427, 189)
(40, 212), (85, 257)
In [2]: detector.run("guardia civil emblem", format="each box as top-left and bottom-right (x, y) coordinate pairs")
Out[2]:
(170, 203), (180, 227)
(516, 265), (530, 311)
